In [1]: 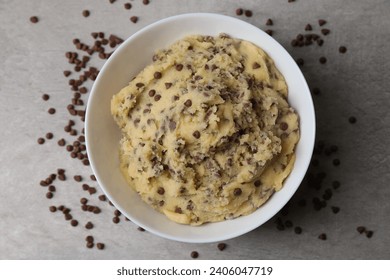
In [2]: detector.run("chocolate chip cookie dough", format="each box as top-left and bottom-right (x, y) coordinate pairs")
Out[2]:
(111, 34), (299, 225)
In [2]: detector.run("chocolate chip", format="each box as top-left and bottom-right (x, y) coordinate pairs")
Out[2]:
(42, 94), (50, 101)
(318, 19), (327, 26)
(244, 10), (252, 17)
(157, 187), (165, 195)
(190, 251), (199, 259)
(86, 242), (94, 248)
(58, 138), (66, 146)
(235, 8), (243, 16)
(296, 58), (305, 66)
(85, 236), (94, 243)
(148, 89), (156, 97)
(44, 133), (53, 140)
(305, 24), (312, 31)
(321, 29), (330, 35)
(266, 18), (273, 26)
(165, 83), (172, 89)
(124, 3), (132, 9)
(192, 131), (200, 139)
(48, 185), (56, 192)
(136, 82), (144, 88)
(46, 192), (53, 199)
(366, 230), (374, 238)
(318, 233), (327, 240)
(112, 216), (120, 224)
(349, 116), (357, 124)
(168, 120), (176, 131)
(63, 70), (71, 77)
(97, 243), (105, 250)
(130, 16), (138, 23)
(88, 187), (96, 194)
(37, 138), (45, 145)
(339, 46), (347, 53)
(184, 99), (192, 107)
(331, 206), (340, 214)
(30, 16), (39, 23)
(175, 64), (183, 71)
(90, 175), (96, 181)
(64, 213), (72, 220)
(280, 122), (288, 131)
(317, 39), (324, 46)
(252, 62), (261, 69)
(82, 10), (90, 17)
(143, 0), (150, 4)
(80, 197), (88, 205)
(98, 195), (106, 201)
(154, 94), (161, 101)
(49, 206), (57, 212)
(265, 29), (273, 36)
(48, 108), (56, 114)
(154, 71), (162, 79)
(85, 221), (93, 229)
(137, 227), (145, 232)
(71, 220), (78, 227)
(319, 56), (327, 64)
(294, 226), (302, 234)
(233, 188), (242, 196)
(217, 243), (226, 251)
(175, 206), (182, 214)
(253, 180), (261, 187)
(357, 226), (366, 234)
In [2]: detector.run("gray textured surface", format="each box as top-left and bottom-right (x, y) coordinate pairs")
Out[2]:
(0, 0), (389, 259)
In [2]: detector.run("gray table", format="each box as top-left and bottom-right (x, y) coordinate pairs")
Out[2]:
(1, 0), (389, 259)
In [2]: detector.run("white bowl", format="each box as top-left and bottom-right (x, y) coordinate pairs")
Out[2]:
(86, 13), (315, 243)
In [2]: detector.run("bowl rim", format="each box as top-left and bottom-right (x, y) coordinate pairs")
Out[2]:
(85, 12), (316, 243)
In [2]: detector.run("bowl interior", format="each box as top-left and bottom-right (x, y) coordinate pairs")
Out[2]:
(85, 13), (315, 243)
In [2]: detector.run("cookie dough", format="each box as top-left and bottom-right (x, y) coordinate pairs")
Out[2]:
(111, 34), (299, 225)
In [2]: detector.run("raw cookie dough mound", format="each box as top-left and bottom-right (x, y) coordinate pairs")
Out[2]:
(111, 34), (299, 225)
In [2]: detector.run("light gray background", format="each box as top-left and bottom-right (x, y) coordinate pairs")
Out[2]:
(0, 0), (389, 259)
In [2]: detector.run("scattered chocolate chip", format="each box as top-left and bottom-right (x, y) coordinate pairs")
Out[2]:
(154, 71), (162, 79)
(57, 139), (66, 146)
(265, 29), (273, 36)
(319, 56), (327, 64)
(184, 99), (192, 107)
(366, 230), (374, 238)
(42, 94), (50, 101)
(97, 243), (105, 249)
(48, 185), (56, 192)
(357, 226), (366, 234)
(82, 10), (90, 17)
(86, 236), (94, 243)
(80, 197), (88, 205)
(112, 216), (120, 224)
(165, 83), (172, 89)
(46, 192), (53, 199)
(305, 24), (312, 31)
(235, 8), (243, 16)
(244, 10), (252, 17)
(85, 221), (93, 229)
(233, 188), (242, 196)
(288, 0), (295, 2)
(48, 108), (56, 114)
(331, 206), (340, 214)
(86, 242), (94, 248)
(266, 18), (273, 26)
(190, 251), (199, 259)
(124, 3), (132, 9)
(192, 130), (201, 139)
(70, 220), (78, 227)
(349, 116), (356, 124)
(318, 19), (327, 26)
(318, 233), (327, 240)
(280, 122), (288, 131)
(321, 29), (330, 35)
(49, 206), (57, 212)
(339, 46), (347, 53)
(217, 243), (227, 251)
(45, 132), (53, 139)
(74, 175), (82, 182)
(294, 227), (302, 234)
(317, 39), (324, 46)
(37, 138), (45, 145)
(154, 94), (161, 101)
(98, 194), (106, 201)
(130, 16), (138, 23)
(30, 16), (39, 23)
